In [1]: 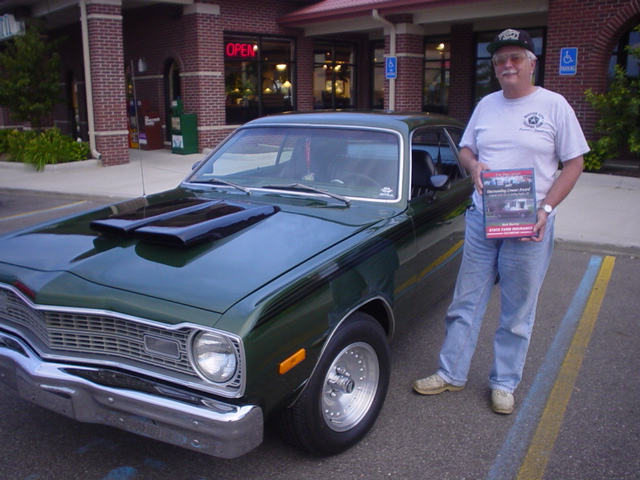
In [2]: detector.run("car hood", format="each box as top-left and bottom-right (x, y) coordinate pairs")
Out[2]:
(0, 190), (387, 315)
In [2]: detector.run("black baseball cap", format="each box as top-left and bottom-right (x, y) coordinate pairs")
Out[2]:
(487, 28), (535, 54)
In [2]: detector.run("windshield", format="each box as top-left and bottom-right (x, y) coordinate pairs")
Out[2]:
(186, 126), (401, 201)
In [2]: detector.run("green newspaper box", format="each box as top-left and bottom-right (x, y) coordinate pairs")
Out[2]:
(171, 100), (199, 155)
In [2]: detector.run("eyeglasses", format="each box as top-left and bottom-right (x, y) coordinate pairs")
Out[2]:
(492, 52), (528, 66)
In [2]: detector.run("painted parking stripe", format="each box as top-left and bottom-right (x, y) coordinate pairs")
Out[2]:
(486, 254), (615, 480)
(516, 255), (615, 479)
(0, 200), (88, 222)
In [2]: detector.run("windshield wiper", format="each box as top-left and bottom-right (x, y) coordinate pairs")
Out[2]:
(261, 183), (351, 206)
(190, 177), (251, 194)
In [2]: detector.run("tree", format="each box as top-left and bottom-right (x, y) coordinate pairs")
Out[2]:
(0, 25), (62, 131)
(584, 26), (640, 170)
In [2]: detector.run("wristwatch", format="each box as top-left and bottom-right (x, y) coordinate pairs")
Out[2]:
(539, 203), (553, 214)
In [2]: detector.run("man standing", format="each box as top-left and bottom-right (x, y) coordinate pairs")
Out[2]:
(413, 29), (589, 414)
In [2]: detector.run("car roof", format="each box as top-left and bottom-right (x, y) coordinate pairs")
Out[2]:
(243, 111), (465, 134)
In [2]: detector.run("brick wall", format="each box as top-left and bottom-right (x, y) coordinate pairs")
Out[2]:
(448, 24), (475, 123)
(10, 0), (640, 165)
(545, 0), (640, 140)
(123, 0), (311, 150)
(297, 36), (315, 113)
(394, 32), (424, 112)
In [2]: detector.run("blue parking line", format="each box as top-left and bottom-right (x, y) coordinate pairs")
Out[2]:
(485, 255), (604, 480)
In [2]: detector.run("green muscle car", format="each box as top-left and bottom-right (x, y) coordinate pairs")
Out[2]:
(0, 112), (472, 458)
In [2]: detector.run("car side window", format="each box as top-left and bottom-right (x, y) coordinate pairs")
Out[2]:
(410, 127), (466, 199)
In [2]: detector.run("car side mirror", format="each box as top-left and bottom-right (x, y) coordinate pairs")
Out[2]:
(429, 174), (450, 191)
(191, 161), (201, 170)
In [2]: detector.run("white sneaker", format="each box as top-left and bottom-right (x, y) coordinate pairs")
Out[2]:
(491, 389), (514, 414)
(413, 374), (465, 395)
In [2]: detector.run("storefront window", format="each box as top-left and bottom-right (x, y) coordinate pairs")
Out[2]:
(610, 25), (640, 80)
(474, 29), (545, 104)
(314, 41), (356, 110)
(371, 41), (385, 109)
(423, 40), (450, 114)
(225, 35), (295, 124)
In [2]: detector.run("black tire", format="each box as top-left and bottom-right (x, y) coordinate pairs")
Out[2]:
(277, 312), (390, 455)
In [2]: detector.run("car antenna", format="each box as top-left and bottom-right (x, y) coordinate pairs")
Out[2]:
(130, 60), (147, 196)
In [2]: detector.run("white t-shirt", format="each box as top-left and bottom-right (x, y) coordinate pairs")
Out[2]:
(460, 87), (589, 206)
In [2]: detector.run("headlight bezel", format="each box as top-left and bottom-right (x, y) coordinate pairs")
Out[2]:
(188, 329), (244, 393)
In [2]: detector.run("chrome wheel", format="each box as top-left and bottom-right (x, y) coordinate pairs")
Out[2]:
(322, 342), (379, 432)
(277, 312), (390, 455)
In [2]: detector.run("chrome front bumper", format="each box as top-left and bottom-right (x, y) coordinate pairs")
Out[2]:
(0, 332), (263, 459)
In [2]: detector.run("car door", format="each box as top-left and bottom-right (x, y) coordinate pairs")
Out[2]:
(405, 125), (473, 316)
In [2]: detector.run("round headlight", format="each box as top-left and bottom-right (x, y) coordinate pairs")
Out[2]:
(193, 331), (238, 383)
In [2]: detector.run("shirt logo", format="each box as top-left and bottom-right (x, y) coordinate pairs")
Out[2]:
(523, 112), (545, 130)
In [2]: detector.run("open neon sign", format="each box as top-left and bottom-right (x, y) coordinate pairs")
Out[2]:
(226, 43), (257, 58)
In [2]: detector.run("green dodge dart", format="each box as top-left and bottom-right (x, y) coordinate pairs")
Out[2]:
(0, 112), (472, 458)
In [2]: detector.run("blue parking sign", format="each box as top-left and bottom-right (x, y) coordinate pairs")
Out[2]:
(559, 47), (578, 76)
(385, 56), (397, 79)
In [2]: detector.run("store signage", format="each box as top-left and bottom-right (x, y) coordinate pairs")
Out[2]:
(559, 47), (578, 76)
(226, 42), (257, 58)
(0, 14), (25, 41)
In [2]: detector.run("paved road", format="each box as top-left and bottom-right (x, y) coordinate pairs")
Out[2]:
(0, 192), (638, 480)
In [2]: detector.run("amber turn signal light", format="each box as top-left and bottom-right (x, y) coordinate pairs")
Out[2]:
(279, 348), (306, 374)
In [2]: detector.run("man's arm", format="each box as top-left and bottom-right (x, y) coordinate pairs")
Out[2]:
(540, 155), (584, 210)
(531, 155), (584, 241)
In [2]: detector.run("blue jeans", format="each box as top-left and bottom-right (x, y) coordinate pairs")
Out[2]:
(437, 204), (555, 393)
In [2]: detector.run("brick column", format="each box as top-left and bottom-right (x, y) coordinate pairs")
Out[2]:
(86, 0), (129, 165)
(448, 24), (475, 123)
(296, 36), (315, 111)
(381, 19), (424, 112)
(394, 28), (424, 112)
(180, 4), (234, 148)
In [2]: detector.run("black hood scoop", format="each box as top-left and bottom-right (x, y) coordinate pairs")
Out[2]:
(91, 199), (279, 247)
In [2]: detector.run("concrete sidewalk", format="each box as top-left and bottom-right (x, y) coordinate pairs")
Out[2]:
(1, 148), (639, 253)
(0, 148), (206, 200)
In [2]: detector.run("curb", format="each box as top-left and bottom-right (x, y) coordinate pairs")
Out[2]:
(0, 159), (102, 172)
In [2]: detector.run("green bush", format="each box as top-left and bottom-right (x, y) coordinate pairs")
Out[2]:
(6, 129), (36, 162)
(0, 129), (13, 153)
(584, 27), (640, 171)
(1, 128), (90, 170)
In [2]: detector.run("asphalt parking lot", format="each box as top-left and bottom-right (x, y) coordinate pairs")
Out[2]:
(0, 191), (639, 480)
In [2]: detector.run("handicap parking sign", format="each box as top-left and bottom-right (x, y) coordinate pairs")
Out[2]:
(559, 47), (578, 76)
(385, 56), (397, 79)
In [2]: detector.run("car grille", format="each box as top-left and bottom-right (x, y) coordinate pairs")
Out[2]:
(0, 285), (195, 376)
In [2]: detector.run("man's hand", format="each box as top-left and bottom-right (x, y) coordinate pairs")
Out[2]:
(522, 208), (548, 242)
(459, 147), (489, 194)
(470, 160), (490, 194)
